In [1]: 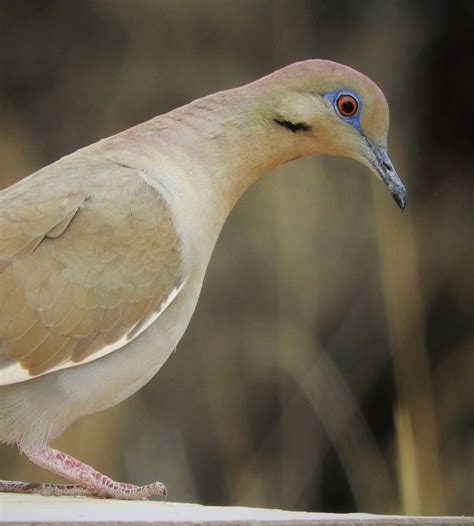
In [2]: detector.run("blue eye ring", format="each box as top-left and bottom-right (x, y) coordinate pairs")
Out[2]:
(324, 90), (362, 130)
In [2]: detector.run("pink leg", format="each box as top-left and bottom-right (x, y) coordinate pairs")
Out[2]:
(0, 479), (92, 496)
(0, 444), (167, 500)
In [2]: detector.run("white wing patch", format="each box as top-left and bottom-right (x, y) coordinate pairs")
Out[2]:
(0, 280), (186, 386)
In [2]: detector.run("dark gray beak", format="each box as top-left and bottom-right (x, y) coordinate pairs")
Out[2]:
(365, 140), (407, 210)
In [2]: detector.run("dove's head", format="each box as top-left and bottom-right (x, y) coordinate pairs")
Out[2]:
(255, 59), (407, 209)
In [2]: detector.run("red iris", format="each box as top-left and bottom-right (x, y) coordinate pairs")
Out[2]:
(336, 94), (358, 117)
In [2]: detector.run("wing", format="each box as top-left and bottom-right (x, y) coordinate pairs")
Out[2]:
(0, 164), (184, 385)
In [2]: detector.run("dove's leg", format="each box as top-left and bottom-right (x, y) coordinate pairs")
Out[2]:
(0, 444), (167, 500)
(0, 479), (92, 496)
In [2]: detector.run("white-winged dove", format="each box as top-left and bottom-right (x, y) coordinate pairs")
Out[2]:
(0, 60), (406, 499)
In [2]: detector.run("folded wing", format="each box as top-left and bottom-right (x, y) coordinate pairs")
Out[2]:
(0, 164), (184, 385)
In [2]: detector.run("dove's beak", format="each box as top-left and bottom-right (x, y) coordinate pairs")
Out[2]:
(364, 140), (407, 210)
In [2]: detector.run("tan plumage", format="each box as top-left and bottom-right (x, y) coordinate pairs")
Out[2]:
(0, 161), (182, 380)
(0, 59), (406, 498)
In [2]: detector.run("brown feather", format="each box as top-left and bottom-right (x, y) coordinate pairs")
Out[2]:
(0, 167), (183, 382)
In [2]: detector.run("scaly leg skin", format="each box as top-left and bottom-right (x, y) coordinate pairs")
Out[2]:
(0, 480), (92, 496)
(0, 444), (167, 500)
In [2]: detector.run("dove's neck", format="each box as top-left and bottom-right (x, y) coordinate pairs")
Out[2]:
(109, 84), (308, 262)
(132, 86), (304, 209)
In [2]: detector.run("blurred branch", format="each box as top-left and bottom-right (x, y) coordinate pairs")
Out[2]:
(371, 185), (445, 515)
(277, 322), (397, 512)
(271, 155), (396, 511)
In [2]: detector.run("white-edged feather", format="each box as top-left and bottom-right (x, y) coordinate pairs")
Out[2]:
(0, 280), (186, 386)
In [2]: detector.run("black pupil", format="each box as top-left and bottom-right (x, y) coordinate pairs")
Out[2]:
(341, 100), (355, 114)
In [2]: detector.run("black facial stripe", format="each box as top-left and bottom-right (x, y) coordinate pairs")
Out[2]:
(273, 119), (310, 133)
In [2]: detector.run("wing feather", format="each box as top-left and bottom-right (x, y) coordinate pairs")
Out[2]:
(0, 162), (184, 385)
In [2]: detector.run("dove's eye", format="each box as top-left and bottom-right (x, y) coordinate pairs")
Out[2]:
(336, 94), (359, 117)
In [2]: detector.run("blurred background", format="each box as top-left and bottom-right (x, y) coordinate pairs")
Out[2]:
(0, 0), (472, 516)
